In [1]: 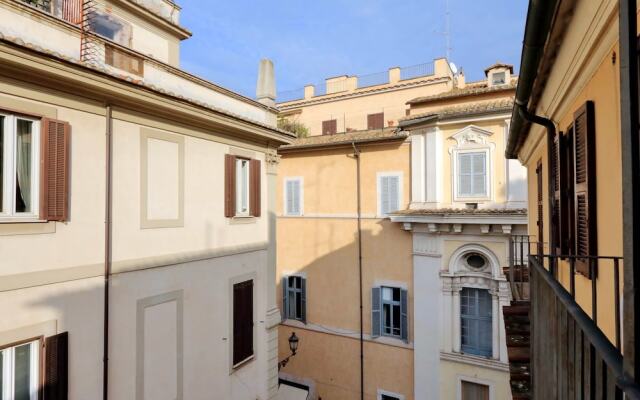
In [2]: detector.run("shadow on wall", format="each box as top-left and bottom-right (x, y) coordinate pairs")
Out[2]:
(277, 219), (414, 400)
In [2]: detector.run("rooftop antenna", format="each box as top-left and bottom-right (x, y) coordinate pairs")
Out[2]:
(445, 0), (451, 61)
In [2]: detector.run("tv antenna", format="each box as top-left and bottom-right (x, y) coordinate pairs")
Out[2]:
(445, 0), (451, 61)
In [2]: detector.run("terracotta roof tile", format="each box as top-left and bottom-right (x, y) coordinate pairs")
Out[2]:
(484, 62), (514, 75)
(406, 79), (517, 104)
(279, 128), (407, 151)
(391, 208), (527, 216)
(0, 34), (295, 139)
(400, 98), (514, 125)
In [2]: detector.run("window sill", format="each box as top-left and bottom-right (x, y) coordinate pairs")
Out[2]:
(229, 216), (257, 225)
(0, 218), (47, 224)
(231, 354), (255, 372)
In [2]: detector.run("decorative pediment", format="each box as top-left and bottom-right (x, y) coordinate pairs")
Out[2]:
(451, 125), (494, 146)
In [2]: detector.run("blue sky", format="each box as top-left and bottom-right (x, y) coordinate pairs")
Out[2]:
(180, 1), (528, 99)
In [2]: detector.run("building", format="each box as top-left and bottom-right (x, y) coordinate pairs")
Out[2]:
(503, 0), (640, 398)
(0, 0), (292, 399)
(276, 61), (527, 399)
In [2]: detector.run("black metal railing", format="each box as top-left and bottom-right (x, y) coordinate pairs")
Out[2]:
(508, 235), (535, 301)
(528, 255), (640, 398)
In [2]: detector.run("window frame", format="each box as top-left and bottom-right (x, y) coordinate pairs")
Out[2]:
(377, 389), (405, 400)
(283, 177), (304, 216)
(229, 274), (256, 371)
(284, 275), (305, 321)
(453, 147), (491, 202)
(235, 158), (251, 217)
(491, 71), (506, 86)
(0, 112), (41, 221)
(381, 286), (402, 338)
(377, 172), (403, 217)
(456, 376), (495, 400)
(0, 338), (42, 400)
(460, 287), (493, 358)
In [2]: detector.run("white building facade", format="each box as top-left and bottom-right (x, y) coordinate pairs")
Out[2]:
(0, 0), (291, 398)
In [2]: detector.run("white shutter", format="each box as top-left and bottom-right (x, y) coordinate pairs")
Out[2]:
(292, 180), (300, 215)
(458, 154), (472, 196)
(388, 176), (399, 214)
(471, 153), (486, 196)
(285, 180), (293, 215)
(380, 176), (390, 215)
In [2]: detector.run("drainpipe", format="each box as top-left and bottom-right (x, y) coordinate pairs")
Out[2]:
(351, 142), (364, 400)
(103, 104), (113, 400)
(516, 104), (557, 261)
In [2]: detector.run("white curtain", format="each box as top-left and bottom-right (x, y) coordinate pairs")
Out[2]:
(16, 120), (32, 213)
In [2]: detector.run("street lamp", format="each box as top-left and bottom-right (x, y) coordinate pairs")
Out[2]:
(278, 332), (299, 370)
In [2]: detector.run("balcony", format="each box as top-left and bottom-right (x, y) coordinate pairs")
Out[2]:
(504, 235), (640, 399)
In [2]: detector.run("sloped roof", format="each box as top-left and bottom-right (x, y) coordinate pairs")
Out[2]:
(391, 208), (527, 216)
(484, 62), (515, 75)
(399, 98), (514, 126)
(279, 128), (407, 152)
(406, 79), (516, 105)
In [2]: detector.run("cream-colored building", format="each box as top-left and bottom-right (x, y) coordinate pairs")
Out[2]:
(0, 0), (292, 399)
(276, 62), (527, 399)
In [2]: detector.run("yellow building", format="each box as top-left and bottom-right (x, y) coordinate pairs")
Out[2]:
(276, 61), (527, 400)
(504, 0), (640, 398)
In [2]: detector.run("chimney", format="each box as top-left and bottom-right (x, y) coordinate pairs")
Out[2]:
(457, 69), (466, 89)
(256, 58), (276, 107)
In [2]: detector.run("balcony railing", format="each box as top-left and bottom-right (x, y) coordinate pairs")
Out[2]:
(505, 238), (640, 398)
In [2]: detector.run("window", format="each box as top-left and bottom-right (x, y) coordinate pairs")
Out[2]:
(282, 275), (306, 322)
(377, 390), (404, 400)
(0, 340), (40, 400)
(0, 114), (40, 219)
(284, 178), (303, 216)
(378, 173), (401, 216)
(88, 11), (132, 46)
(322, 119), (337, 135)
(232, 279), (254, 367)
(381, 395), (401, 400)
(460, 288), (492, 357)
(461, 381), (489, 400)
(372, 286), (408, 342)
(491, 71), (506, 85)
(457, 151), (488, 198)
(224, 155), (261, 218)
(236, 158), (250, 216)
(367, 113), (384, 130)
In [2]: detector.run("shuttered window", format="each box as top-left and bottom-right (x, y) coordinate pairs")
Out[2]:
(461, 381), (490, 400)
(282, 276), (306, 323)
(378, 174), (400, 216)
(457, 152), (487, 198)
(367, 113), (384, 130)
(284, 178), (302, 216)
(322, 120), (337, 135)
(573, 101), (597, 276)
(460, 288), (492, 357)
(224, 155), (261, 218)
(105, 45), (144, 76)
(44, 332), (68, 400)
(372, 286), (408, 342)
(0, 114), (69, 221)
(233, 280), (254, 367)
(536, 161), (544, 256)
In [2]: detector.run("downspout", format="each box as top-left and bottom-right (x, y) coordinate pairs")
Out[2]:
(516, 104), (557, 261)
(103, 104), (113, 400)
(351, 142), (364, 400)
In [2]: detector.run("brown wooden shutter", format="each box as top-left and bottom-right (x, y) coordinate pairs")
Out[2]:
(565, 127), (576, 256)
(536, 160), (544, 256)
(233, 280), (254, 366)
(367, 112), (384, 130)
(322, 120), (337, 135)
(551, 131), (568, 255)
(40, 118), (70, 222)
(44, 332), (68, 400)
(573, 101), (597, 277)
(224, 154), (236, 217)
(249, 159), (261, 217)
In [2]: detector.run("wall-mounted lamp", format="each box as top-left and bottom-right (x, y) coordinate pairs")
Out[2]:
(278, 332), (299, 370)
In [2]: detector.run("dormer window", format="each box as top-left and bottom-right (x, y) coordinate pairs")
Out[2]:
(491, 72), (506, 86)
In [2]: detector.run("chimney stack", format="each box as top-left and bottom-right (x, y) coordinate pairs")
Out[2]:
(457, 69), (466, 89)
(256, 58), (276, 107)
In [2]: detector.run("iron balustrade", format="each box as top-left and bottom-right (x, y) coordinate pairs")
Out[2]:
(528, 254), (640, 399)
(399, 62), (435, 80)
(277, 88), (305, 103)
(357, 71), (389, 89)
